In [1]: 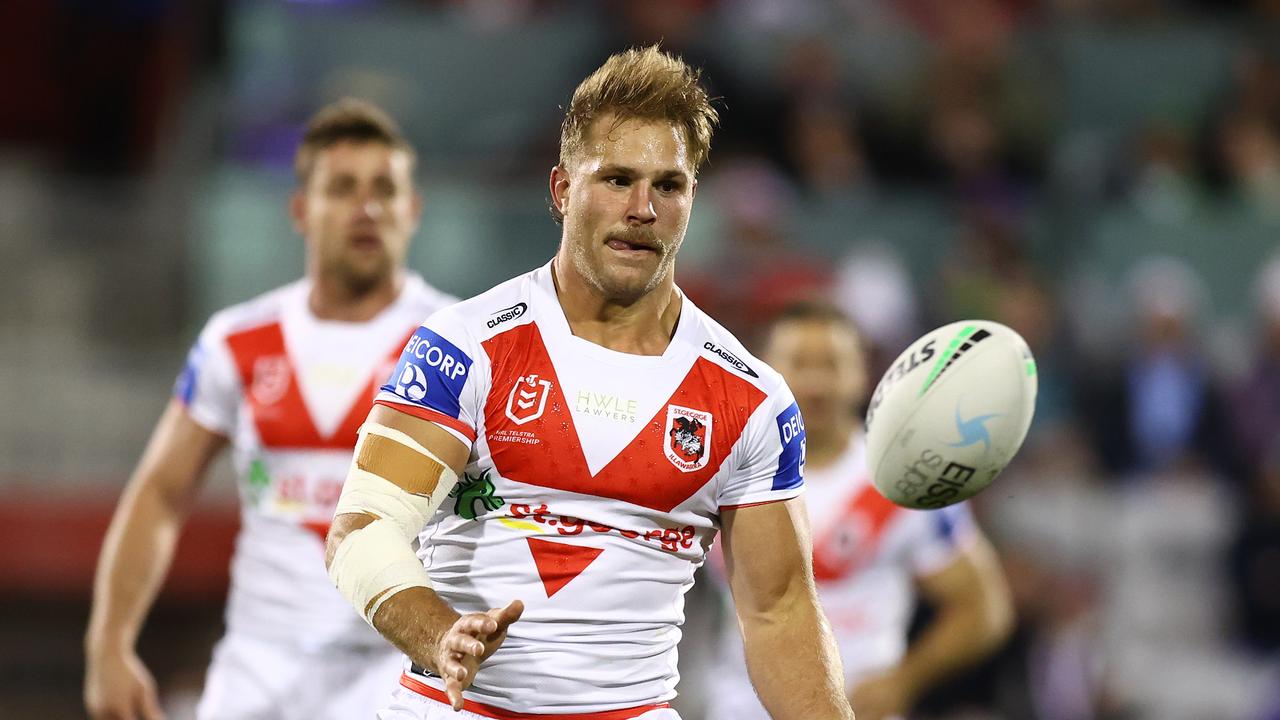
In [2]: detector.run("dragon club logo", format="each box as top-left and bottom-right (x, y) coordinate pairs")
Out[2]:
(664, 405), (713, 472)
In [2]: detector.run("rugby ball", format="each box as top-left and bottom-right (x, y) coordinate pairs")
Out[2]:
(865, 320), (1037, 509)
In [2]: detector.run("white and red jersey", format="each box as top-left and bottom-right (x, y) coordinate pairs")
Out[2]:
(708, 430), (978, 720)
(374, 262), (807, 714)
(175, 274), (456, 648)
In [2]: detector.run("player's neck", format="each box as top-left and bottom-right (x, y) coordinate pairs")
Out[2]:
(804, 418), (859, 470)
(307, 270), (403, 323)
(550, 258), (681, 356)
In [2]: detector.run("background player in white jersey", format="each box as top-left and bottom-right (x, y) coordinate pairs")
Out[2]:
(324, 46), (856, 720)
(84, 99), (457, 720)
(708, 302), (1015, 720)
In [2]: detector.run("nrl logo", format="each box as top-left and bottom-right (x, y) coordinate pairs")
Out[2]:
(664, 405), (713, 473)
(505, 373), (553, 425)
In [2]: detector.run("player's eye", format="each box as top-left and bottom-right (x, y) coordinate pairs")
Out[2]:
(373, 177), (397, 198)
(327, 177), (356, 196)
(605, 176), (630, 187)
(657, 180), (680, 193)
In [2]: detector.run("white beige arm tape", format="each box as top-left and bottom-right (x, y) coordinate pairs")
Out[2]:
(329, 421), (462, 625)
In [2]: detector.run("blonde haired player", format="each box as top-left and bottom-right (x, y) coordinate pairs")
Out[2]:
(84, 99), (456, 720)
(708, 302), (1014, 720)
(325, 46), (856, 719)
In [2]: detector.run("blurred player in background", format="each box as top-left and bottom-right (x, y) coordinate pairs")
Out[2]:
(84, 99), (456, 720)
(323, 46), (855, 720)
(707, 302), (1015, 720)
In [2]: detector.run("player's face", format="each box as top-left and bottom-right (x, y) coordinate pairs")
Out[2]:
(765, 319), (867, 430)
(292, 140), (420, 293)
(554, 114), (697, 303)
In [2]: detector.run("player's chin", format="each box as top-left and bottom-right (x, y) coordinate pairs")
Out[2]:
(598, 265), (661, 302)
(338, 254), (393, 290)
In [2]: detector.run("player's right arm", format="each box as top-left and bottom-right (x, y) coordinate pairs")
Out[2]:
(325, 403), (523, 711)
(722, 498), (856, 720)
(84, 401), (228, 720)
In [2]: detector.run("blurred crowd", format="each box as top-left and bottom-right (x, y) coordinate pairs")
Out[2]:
(646, 2), (1280, 718)
(5, 0), (1280, 719)
(654, 3), (1280, 719)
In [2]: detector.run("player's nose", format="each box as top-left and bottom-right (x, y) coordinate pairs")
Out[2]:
(626, 184), (657, 225)
(357, 197), (383, 221)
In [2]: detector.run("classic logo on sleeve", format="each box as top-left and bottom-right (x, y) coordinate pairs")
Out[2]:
(382, 326), (473, 418)
(664, 405), (714, 472)
(702, 341), (759, 378)
(773, 401), (806, 490)
(486, 302), (528, 329)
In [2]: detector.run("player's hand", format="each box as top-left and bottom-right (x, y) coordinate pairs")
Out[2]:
(84, 648), (166, 720)
(435, 599), (524, 711)
(848, 670), (913, 720)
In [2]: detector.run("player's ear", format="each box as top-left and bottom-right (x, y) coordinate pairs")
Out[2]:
(690, 178), (697, 200)
(289, 190), (307, 235)
(549, 165), (571, 217)
(411, 189), (424, 226)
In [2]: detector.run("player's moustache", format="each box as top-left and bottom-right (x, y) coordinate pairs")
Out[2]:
(606, 226), (663, 252)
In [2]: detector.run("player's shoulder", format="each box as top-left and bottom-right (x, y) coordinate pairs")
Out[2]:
(684, 297), (789, 400)
(419, 266), (539, 342)
(400, 272), (459, 317)
(200, 280), (304, 342)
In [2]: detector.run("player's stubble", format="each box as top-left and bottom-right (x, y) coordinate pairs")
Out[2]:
(567, 224), (682, 306)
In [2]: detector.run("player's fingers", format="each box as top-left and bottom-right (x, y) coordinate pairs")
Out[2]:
(439, 652), (469, 682)
(444, 676), (464, 711)
(491, 599), (524, 630)
(89, 706), (127, 720)
(139, 690), (166, 720)
(444, 632), (486, 657)
(99, 693), (141, 720)
(456, 613), (498, 637)
(137, 679), (167, 720)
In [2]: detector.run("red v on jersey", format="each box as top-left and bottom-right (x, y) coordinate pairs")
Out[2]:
(525, 537), (604, 597)
(811, 480), (903, 582)
(225, 322), (411, 450)
(481, 323), (767, 513)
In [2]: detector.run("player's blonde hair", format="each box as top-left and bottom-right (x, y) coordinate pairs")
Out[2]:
(553, 45), (719, 220)
(294, 98), (416, 186)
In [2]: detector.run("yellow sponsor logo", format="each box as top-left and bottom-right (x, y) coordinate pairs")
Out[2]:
(498, 517), (542, 533)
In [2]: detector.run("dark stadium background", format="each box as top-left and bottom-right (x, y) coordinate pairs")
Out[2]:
(3, 1), (1280, 718)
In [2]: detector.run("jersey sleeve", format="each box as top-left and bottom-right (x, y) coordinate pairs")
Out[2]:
(717, 383), (807, 510)
(908, 501), (980, 577)
(374, 309), (486, 447)
(173, 317), (240, 437)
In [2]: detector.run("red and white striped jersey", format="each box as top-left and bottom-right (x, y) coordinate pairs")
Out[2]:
(375, 262), (807, 714)
(175, 274), (456, 647)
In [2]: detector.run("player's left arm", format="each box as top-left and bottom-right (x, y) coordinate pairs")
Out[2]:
(850, 532), (1014, 720)
(721, 498), (856, 720)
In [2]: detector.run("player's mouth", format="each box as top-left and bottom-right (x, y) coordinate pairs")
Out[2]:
(605, 238), (657, 255)
(604, 230), (661, 257)
(349, 230), (383, 251)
